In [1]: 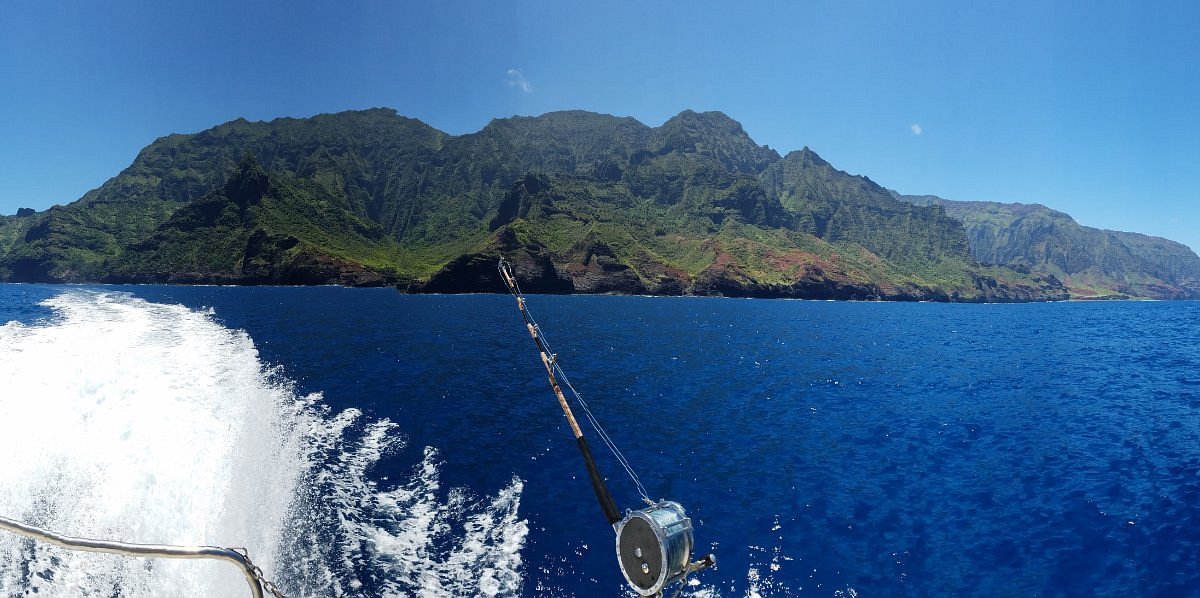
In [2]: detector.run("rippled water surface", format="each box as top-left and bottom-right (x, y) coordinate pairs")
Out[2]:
(2, 285), (1198, 596)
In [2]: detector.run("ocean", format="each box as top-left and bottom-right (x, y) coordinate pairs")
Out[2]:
(1, 284), (1198, 596)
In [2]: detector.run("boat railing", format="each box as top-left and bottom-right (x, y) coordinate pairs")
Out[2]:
(0, 514), (283, 597)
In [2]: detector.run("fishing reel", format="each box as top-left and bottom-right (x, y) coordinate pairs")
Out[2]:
(615, 501), (715, 596)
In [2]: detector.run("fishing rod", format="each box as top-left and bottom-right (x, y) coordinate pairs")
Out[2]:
(497, 258), (714, 597)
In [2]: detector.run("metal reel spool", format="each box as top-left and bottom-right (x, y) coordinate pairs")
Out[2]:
(615, 501), (693, 596)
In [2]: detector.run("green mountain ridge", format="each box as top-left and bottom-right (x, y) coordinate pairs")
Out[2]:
(897, 193), (1200, 299)
(107, 152), (401, 286)
(0, 107), (1164, 300)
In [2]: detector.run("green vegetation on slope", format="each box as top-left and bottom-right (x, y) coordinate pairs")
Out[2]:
(899, 193), (1200, 299)
(426, 166), (1062, 301)
(110, 153), (405, 286)
(0, 108), (1102, 300)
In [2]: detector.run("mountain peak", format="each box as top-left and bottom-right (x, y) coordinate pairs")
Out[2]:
(668, 108), (737, 124)
(224, 152), (270, 206)
(482, 110), (650, 135)
(658, 110), (752, 141)
(651, 110), (779, 173)
(785, 147), (830, 167)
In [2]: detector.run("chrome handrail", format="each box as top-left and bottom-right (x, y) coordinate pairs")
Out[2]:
(0, 515), (265, 598)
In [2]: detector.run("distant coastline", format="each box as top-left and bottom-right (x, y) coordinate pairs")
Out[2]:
(1, 109), (1195, 301)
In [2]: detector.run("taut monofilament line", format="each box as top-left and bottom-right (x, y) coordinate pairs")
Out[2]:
(497, 258), (714, 597)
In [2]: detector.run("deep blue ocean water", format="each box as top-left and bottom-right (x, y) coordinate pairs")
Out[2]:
(2, 284), (1200, 596)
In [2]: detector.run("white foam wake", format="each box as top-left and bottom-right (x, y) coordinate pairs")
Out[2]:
(0, 290), (527, 597)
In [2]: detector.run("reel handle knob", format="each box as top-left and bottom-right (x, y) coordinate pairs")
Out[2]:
(687, 553), (716, 574)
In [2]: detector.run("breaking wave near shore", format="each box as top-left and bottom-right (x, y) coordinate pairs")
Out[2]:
(0, 290), (528, 597)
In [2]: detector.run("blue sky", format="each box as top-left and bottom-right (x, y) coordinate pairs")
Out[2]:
(3, 0), (1198, 251)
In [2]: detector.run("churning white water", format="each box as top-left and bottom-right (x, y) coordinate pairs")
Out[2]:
(0, 291), (527, 597)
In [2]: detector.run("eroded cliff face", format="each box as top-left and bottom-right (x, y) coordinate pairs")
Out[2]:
(0, 108), (1148, 301)
(409, 221), (1068, 302)
(898, 193), (1200, 300)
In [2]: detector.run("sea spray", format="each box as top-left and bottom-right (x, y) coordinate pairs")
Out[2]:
(0, 290), (528, 597)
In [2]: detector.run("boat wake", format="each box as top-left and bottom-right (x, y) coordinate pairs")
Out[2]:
(0, 290), (527, 597)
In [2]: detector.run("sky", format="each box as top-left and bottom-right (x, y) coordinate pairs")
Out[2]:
(2, 0), (1198, 251)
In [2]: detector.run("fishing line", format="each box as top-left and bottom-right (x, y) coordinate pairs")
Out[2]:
(498, 261), (652, 504)
(497, 258), (715, 597)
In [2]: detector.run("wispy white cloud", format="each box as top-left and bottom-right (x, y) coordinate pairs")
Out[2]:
(506, 69), (532, 93)
(910, 123), (923, 136)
